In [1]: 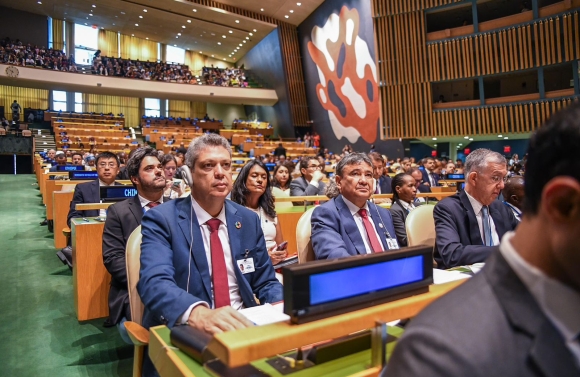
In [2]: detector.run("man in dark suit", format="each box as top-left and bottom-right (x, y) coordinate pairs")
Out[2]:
(290, 156), (326, 202)
(311, 153), (398, 260)
(383, 103), (580, 377)
(369, 152), (392, 194)
(138, 134), (282, 377)
(433, 148), (518, 268)
(48, 151), (68, 172)
(502, 175), (525, 222)
(420, 157), (440, 187)
(273, 143), (286, 158)
(57, 151), (120, 268)
(102, 147), (168, 341)
(410, 168), (431, 203)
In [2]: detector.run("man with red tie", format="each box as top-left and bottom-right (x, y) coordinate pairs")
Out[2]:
(311, 153), (399, 260)
(102, 147), (169, 341)
(138, 134), (282, 376)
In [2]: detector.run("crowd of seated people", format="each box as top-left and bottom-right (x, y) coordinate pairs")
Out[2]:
(202, 65), (248, 87)
(0, 37), (77, 72)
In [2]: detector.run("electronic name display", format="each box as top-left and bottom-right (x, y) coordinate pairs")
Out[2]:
(283, 246), (434, 324)
(68, 171), (98, 180)
(446, 173), (465, 180)
(56, 165), (85, 171)
(100, 186), (137, 203)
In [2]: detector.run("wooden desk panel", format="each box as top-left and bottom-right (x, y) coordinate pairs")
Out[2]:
(277, 209), (309, 256)
(53, 190), (74, 248)
(71, 218), (110, 321)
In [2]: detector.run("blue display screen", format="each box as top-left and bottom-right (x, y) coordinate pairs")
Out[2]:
(309, 255), (424, 305)
(447, 174), (465, 180)
(56, 165), (85, 171)
(69, 171), (98, 180)
(100, 186), (137, 200)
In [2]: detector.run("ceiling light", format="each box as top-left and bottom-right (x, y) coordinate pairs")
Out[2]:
(131, 34), (134, 36)
(92, 4), (96, 7)
(174, 44), (177, 47)
(285, 15), (289, 18)
(498, 134), (503, 138)
(112, 23), (115, 25)
(228, 30), (233, 34)
(459, 143), (463, 145)
(198, 82), (202, 85)
(84, 23), (88, 25)
(223, 58), (226, 61)
(211, 55), (214, 57)
(432, 137), (437, 140)
(504, 137), (509, 139)
(143, 9), (147, 12)
(89, 13), (93, 16)
(176, 36), (179, 38)
(464, 136), (469, 139)
(193, 9), (197, 12)
(200, 51), (202, 53)
(290, 10), (294, 13)
(135, 23), (139, 26)
(235, 20), (240, 23)
(239, 43), (242, 46)
(246, 37), (249, 40)
(260, 8), (264, 11)
(37, 1), (42, 4)
(178, 33), (181, 36)
(139, 15), (143, 18)
(146, 37), (149, 40)
(249, 32), (253, 36)
(469, 138), (474, 141)
(182, 25), (186, 28)
(121, 11), (125, 14)
(253, 29), (257, 32)
(217, 42), (221, 45)
(187, 20), (191, 23)
(229, 55), (231, 57)
(243, 40), (246, 43)
(222, 35), (226, 38)
(297, 2), (302, 5)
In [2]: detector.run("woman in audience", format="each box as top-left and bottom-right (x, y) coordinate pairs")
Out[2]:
(389, 173), (418, 247)
(231, 160), (287, 264)
(272, 163), (293, 210)
(161, 154), (185, 199)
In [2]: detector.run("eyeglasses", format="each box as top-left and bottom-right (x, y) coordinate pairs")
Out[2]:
(308, 165), (322, 170)
(98, 162), (118, 169)
(489, 175), (508, 184)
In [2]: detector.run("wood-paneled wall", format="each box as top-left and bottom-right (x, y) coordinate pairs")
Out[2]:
(185, 0), (309, 126)
(428, 12), (580, 80)
(372, 0), (580, 139)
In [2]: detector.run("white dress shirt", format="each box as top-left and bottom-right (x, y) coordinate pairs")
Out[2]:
(465, 190), (500, 246)
(137, 194), (163, 212)
(500, 232), (580, 366)
(179, 197), (243, 324)
(98, 179), (115, 217)
(342, 197), (384, 254)
(399, 200), (415, 213)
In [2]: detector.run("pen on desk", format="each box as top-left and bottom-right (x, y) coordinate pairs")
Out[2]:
(82, 218), (89, 222)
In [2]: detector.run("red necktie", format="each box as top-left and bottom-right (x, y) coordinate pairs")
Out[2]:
(206, 218), (231, 308)
(147, 201), (160, 208)
(358, 209), (383, 253)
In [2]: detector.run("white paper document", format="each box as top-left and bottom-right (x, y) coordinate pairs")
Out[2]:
(239, 303), (290, 326)
(432, 268), (472, 284)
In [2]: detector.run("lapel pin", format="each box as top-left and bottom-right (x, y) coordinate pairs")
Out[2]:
(235, 221), (242, 229)
(379, 223), (384, 228)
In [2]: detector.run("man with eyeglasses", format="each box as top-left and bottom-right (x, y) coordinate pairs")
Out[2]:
(290, 156), (327, 202)
(433, 148), (518, 268)
(409, 168), (432, 204)
(58, 152), (122, 269)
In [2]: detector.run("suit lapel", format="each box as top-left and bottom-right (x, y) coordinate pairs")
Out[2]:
(177, 197), (211, 299)
(459, 191), (484, 245)
(489, 203), (507, 238)
(224, 201), (253, 300)
(368, 202), (388, 250)
(336, 196), (366, 255)
(127, 195), (143, 224)
(91, 179), (100, 203)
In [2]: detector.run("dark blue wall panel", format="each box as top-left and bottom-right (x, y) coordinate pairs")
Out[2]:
(238, 29), (293, 138)
(0, 7), (48, 48)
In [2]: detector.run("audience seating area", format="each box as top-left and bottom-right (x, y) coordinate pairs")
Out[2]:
(0, 38), (78, 72)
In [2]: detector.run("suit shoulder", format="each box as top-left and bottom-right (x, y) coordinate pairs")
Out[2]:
(289, 177), (305, 188)
(435, 194), (461, 211)
(225, 200), (259, 220)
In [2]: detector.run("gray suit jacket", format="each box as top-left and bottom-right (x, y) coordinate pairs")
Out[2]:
(383, 251), (580, 377)
(289, 176), (326, 205)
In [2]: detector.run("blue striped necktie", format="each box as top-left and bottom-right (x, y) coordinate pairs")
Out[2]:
(482, 206), (493, 246)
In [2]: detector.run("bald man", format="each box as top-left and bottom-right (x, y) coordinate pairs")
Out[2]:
(502, 176), (525, 221)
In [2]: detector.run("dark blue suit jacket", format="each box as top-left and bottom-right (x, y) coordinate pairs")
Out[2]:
(378, 175), (392, 194)
(138, 196), (283, 330)
(421, 169), (440, 187)
(434, 191), (518, 268)
(311, 195), (398, 260)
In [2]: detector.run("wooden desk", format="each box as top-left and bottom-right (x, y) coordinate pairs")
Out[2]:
(71, 217), (110, 321)
(276, 206), (315, 256)
(149, 280), (463, 374)
(53, 189), (74, 248)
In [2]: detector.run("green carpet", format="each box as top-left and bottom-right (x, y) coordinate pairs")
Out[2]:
(0, 174), (132, 377)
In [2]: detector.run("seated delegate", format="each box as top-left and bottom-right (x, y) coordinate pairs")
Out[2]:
(388, 173), (418, 247)
(230, 160), (287, 265)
